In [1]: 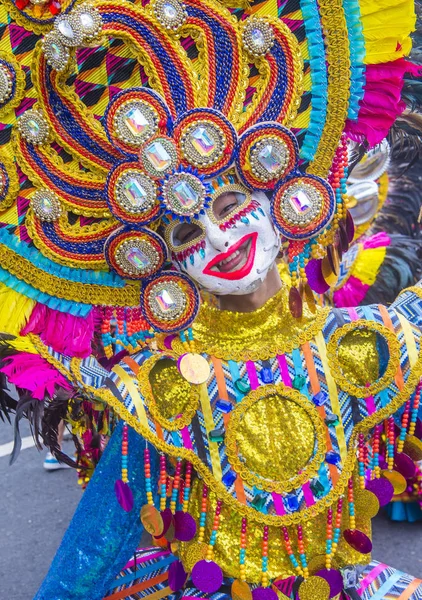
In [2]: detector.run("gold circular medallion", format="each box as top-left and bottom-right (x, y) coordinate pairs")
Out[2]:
(182, 541), (208, 571)
(232, 579), (253, 600)
(140, 504), (164, 536)
(298, 576), (330, 600)
(178, 353), (211, 384)
(403, 435), (422, 461)
(381, 469), (407, 495)
(354, 489), (380, 519)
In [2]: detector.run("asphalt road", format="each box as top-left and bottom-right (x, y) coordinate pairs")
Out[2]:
(1, 422), (422, 600)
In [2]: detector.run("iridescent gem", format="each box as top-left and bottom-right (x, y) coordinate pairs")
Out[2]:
(215, 399), (233, 413)
(124, 107), (149, 137)
(123, 177), (148, 207)
(292, 374), (306, 390)
(191, 126), (215, 157)
(154, 0), (186, 31)
(257, 144), (283, 174)
(325, 451), (341, 466)
(30, 189), (62, 221)
(80, 13), (95, 29)
(50, 42), (62, 60)
(251, 492), (266, 511)
(251, 28), (265, 47)
(55, 14), (84, 47)
(154, 288), (177, 313)
(209, 428), (225, 442)
(325, 414), (340, 427)
(43, 32), (69, 72)
(243, 18), (274, 56)
(18, 109), (49, 144)
(39, 195), (54, 213)
(163, 2), (177, 19)
(288, 190), (312, 215)
(57, 19), (75, 39)
(222, 470), (236, 487)
(172, 180), (199, 208)
(126, 247), (151, 270)
(145, 141), (172, 171)
(235, 378), (251, 394)
(310, 478), (325, 499)
(312, 391), (328, 406)
(285, 494), (299, 511)
(27, 118), (40, 136)
(260, 367), (273, 384)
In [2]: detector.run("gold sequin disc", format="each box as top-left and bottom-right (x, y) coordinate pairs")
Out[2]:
(178, 353), (211, 384)
(182, 541), (208, 571)
(403, 435), (422, 461)
(231, 579), (253, 600)
(307, 554), (338, 575)
(381, 469), (407, 495)
(140, 504), (164, 536)
(298, 576), (330, 600)
(322, 255), (338, 286)
(354, 489), (380, 519)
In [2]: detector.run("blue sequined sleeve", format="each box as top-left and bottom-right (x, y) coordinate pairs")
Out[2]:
(34, 421), (159, 600)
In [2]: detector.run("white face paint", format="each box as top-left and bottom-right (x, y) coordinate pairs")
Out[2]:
(165, 188), (281, 295)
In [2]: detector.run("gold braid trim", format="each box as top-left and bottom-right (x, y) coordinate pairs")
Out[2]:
(307, 0), (351, 178)
(327, 320), (401, 398)
(225, 384), (327, 494)
(0, 243), (141, 306)
(0, 149), (20, 212)
(0, 50), (26, 118)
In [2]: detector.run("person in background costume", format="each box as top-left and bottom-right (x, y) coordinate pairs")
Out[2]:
(0, 0), (422, 599)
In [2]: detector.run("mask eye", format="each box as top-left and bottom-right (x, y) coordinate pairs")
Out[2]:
(172, 222), (204, 246)
(209, 189), (251, 224)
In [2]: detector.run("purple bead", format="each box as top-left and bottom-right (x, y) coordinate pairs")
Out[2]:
(305, 259), (330, 294)
(252, 588), (278, 600)
(114, 479), (134, 512)
(174, 510), (197, 542)
(222, 470), (237, 487)
(191, 560), (223, 594)
(325, 451), (341, 466)
(215, 399), (233, 413)
(365, 478), (394, 506)
(343, 528), (372, 554)
(312, 391), (328, 406)
(395, 452), (416, 479)
(168, 559), (188, 591)
(315, 568), (344, 597)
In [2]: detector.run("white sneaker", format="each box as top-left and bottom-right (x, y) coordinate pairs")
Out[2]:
(43, 451), (71, 471)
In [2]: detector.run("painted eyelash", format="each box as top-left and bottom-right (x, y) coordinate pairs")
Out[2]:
(219, 200), (264, 231)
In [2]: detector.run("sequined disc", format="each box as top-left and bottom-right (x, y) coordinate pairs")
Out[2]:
(114, 479), (134, 512)
(298, 576), (330, 600)
(354, 489), (380, 519)
(174, 510), (197, 541)
(381, 469), (407, 495)
(232, 579), (253, 600)
(191, 560), (223, 594)
(168, 559), (188, 591)
(252, 587), (278, 600)
(365, 477), (394, 506)
(182, 541), (207, 571)
(394, 452), (416, 479)
(156, 507), (173, 538)
(403, 435), (422, 461)
(343, 528), (372, 554)
(321, 255), (338, 286)
(178, 352), (211, 384)
(307, 555), (338, 576)
(140, 504), (164, 536)
(315, 568), (343, 597)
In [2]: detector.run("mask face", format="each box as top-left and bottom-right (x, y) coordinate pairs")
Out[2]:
(164, 186), (281, 295)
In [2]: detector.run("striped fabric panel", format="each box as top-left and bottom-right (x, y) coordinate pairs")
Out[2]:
(360, 561), (422, 600)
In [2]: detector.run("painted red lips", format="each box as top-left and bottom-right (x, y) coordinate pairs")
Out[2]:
(202, 233), (258, 280)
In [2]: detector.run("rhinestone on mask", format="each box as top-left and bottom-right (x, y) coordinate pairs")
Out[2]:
(141, 137), (178, 178)
(153, 0), (187, 31)
(115, 171), (157, 213)
(114, 101), (159, 148)
(43, 32), (70, 72)
(242, 18), (274, 56)
(115, 239), (160, 277)
(180, 121), (225, 167)
(74, 4), (103, 41)
(162, 172), (206, 217)
(0, 63), (13, 105)
(250, 137), (290, 182)
(30, 189), (62, 221)
(18, 109), (50, 145)
(54, 14), (84, 47)
(281, 183), (322, 226)
(148, 280), (187, 320)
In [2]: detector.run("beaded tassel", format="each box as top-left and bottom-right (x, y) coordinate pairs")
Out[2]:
(206, 500), (223, 561)
(122, 423), (129, 483)
(325, 507), (334, 569)
(397, 399), (411, 454)
(180, 328), (195, 353)
(386, 416), (395, 471)
(347, 479), (356, 530)
(260, 526), (270, 588)
(409, 381), (422, 436)
(170, 459), (182, 513)
(239, 517), (247, 581)
(282, 526), (303, 577)
(331, 496), (344, 556)
(182, 462), (192, 512)
(144, 446), (153, 505)
(297, 525), (309, 579)
(101, 307), (114, 358)
(159, 454), (167, 511)
(358, 433), (366, 490)
(198, 484), (208, 542)
(371, 425), (381, 478)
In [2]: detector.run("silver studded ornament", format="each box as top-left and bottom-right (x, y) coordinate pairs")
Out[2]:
(18, 109), (50, 145)
(141, 137), (179, 178)
(43, 32), (70, 72)
(74, 4), (103, 42)
(250, 137), (289, 182)
(54, 14), (84, 48)
(147, 280), (187, 321)
(180, 122), (225, 168)
(242, 18), (275, 56)
(115, 171), (157, 213)
(162, 172), (206, 217)
(153, 0), (187, 31)
(0, 63), (13, 105)
(115, 239), (161, 277)
(30, 189), (62, 221)
(114, 101), (159, 148)
(279, 182), (323, 226)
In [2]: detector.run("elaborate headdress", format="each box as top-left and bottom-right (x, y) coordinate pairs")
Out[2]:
(0, 0), (419, 356)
